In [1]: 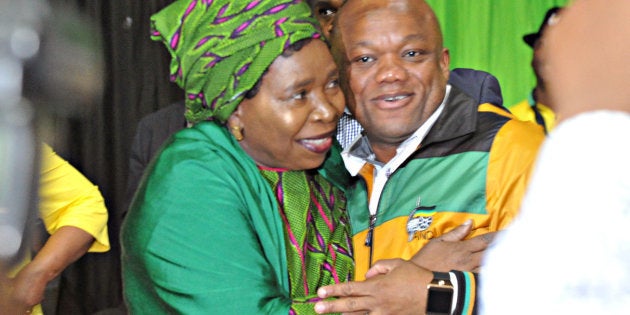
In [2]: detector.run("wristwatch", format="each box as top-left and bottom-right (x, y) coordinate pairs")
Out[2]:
(426, 271), (454, 315)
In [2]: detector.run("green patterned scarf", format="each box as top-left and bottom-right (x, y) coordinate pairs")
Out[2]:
(259, 167), (354, 314)
(150, 0), (323, 124)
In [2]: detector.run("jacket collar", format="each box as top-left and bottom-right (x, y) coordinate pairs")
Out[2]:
(421, 86), (478, 147)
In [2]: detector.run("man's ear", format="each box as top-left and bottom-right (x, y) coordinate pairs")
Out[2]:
(440, 48), (450, 81)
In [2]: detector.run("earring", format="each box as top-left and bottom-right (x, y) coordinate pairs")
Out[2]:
(231, 125), (244, 141)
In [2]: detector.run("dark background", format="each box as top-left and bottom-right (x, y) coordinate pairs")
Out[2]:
(43, 1), (178, 313)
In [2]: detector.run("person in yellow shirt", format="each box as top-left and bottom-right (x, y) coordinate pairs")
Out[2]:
(510, 7), (562, 134)
(3, 143), (109, 314)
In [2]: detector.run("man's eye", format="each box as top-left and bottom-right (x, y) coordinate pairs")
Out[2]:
(404, 50), (428, 59)
(355, 56), (373, 63)
(318, 8), (337, 17)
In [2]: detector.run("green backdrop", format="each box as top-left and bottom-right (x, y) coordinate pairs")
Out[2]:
(426, 0), (570, 107)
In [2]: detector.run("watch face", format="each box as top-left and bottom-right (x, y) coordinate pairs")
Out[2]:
(426, 286), (453, 314)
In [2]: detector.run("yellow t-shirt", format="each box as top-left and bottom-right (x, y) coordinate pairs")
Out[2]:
(38, 143), (109, 252)
(10, 143), (110, 314)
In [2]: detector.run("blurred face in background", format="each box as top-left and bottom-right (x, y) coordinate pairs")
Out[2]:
(541, 0), (630, 121)
(307, 0), (344, 38)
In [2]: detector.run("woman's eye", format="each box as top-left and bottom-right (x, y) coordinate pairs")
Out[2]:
(326, 79), (339, 89)
(292, 90), (307, 100)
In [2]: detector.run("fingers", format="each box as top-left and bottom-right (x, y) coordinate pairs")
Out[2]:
(465, 231), (497, 253)
(462, 250), (484, 272)
(314, 295), (370, 314)
(315, 271), (390, 314)
(483, 230), (499, 243)
(364, 258), (404, 279)
(445, 234), (493, 271)
(318, 281), (363, 299)
(437, 219), (473, 242)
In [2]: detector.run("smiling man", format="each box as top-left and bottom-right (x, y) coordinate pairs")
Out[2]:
(334, 0), (544, 279)
(316, 0), (545, 313)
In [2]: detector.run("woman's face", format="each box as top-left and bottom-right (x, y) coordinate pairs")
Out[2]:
(230, 40), (344, 170)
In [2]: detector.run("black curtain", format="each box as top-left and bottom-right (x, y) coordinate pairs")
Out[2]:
(45, 0), (179, 313)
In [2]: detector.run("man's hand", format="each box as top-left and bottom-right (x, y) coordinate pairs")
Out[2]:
(411, 219), (496, 272)
(314, 259), (433, 315)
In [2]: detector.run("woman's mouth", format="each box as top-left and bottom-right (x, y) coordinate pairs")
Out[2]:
(299, 136), (333, 154)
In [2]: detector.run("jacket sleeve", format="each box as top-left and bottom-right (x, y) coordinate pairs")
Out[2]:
(485, 116), (545, 229)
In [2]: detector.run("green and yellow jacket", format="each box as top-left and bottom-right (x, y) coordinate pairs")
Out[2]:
(347, 87), (545, 280)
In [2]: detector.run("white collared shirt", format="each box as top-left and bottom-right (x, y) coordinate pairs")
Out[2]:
(342, 85), (451, 215)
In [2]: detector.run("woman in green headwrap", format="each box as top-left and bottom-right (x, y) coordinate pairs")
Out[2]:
(121, 0), (353, 313)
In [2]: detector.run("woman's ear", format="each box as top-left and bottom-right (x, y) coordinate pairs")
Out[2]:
(227, 108), (245, 141)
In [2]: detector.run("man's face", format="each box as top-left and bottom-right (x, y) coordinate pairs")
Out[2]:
(335, 0), (449, 158)
(307, 0), (344, 38)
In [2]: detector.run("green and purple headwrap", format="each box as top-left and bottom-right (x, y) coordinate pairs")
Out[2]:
(151, 0), (323, 124)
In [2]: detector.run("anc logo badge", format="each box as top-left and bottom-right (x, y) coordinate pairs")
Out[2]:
(406, 198), (437, 241)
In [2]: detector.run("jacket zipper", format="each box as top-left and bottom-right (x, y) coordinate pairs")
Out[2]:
(365, 213), (378, 268)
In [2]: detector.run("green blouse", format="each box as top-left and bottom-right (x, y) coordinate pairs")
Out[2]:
(122, 122), (353, 314)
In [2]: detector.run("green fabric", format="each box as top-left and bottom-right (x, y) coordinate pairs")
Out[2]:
(259, 168), (353, 313)
(121, 122), (352, 314)
(150, 0), (323, 124)
(425, 0), (570, 107)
